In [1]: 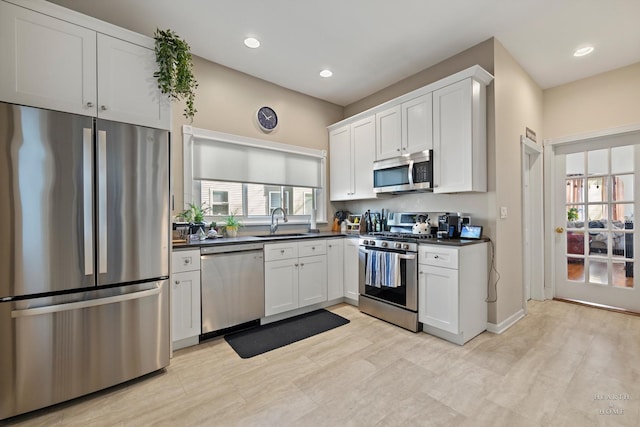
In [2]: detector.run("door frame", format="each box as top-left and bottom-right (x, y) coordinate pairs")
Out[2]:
(544, 124), (640, 301)
(521, 136), (544, 303)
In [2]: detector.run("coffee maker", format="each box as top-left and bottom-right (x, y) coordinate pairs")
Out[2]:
(438, 213), (471, 238)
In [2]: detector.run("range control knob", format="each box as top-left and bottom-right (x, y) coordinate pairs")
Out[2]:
(369, 241), (376, 246)
(402, 244), (410, 250)
(362, 240), (369, 245)
(381, 241), (388, 248)
(394, 243), (402, 249)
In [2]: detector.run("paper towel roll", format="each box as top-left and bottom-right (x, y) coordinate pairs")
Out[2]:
(310, 208), (317, 230)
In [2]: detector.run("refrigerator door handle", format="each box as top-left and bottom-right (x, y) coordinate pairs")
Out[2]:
(11, 285), (161, 318)
(83, 128), (94, 276)
(98, 130), (108, 274)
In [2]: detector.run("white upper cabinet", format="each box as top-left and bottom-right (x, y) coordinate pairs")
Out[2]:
(432, 78), (487, 193)
(375, 105), (402, 160)
(0, 0), (97, 116)
(402, 93), (433, 155)
(376, 94), (433, 161)
(97, 34), (170, 129)
(329, 65), (492, 195)
(0, 1), (170, 130)
(329, 115), (376, 201)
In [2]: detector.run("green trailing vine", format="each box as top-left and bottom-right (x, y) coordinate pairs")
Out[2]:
(153, 28), (198, 121)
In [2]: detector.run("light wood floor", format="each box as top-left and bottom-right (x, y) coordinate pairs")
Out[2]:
(3, 300), (640, 426)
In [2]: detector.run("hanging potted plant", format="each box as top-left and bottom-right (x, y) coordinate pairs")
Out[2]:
(153, 28), (198, 121)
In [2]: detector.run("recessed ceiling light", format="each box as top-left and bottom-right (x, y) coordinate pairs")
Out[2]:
(573, 46), (594, 57)
(244, 37), (260, 49)
(319, 69), (333, 78)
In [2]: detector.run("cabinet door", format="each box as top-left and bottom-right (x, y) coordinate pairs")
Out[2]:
(433, 79), (476, 193)
(298, 255), (327, 307)
(0, 1), (96, 116)
(418, 265), (459, 334)
(375, 105), (402, 160)
(171, 270), (201, 342)
(97, 34), (170, 130)
(351, 116), (376, 199)
(265, 259), (299, 316)
(329, 126), (352, 201)
(343, 238), (360, 303)
(326, 239), (345, 301)
(402, 93), (433, 154)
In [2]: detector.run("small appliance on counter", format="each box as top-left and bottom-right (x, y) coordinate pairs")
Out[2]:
(438, 212), (471, 238)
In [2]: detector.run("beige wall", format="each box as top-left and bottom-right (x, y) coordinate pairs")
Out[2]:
(171, 56), (344, 216)
(492, 40), (544, 323)
(344, 39), (495, 117)
(543, 62), (640, 141)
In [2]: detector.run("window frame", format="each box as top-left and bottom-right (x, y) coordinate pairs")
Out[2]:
(182, 126), (327, 225)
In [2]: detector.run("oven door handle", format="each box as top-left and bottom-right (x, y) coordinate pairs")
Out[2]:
(360, 248), (416, 260)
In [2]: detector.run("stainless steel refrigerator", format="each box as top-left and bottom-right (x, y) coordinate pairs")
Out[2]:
(0, 101), (170, 420)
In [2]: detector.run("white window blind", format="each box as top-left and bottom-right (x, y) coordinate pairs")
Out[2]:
(192, 132), (324, 188)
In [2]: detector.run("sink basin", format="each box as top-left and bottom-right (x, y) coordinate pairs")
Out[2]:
(253, 233), (312, 239)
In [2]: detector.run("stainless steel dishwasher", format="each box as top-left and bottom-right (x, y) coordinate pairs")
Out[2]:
(200, 243), (265, 333)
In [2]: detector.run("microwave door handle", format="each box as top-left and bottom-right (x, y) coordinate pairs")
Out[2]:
(408, 160), (415, 187)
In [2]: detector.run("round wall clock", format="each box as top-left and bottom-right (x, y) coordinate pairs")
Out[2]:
(256, 106), (278, 132)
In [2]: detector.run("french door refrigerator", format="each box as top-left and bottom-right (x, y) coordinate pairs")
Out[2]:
(0, 101), (170, 420)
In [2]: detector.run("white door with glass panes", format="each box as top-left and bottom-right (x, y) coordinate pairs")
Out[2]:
(554, 141), (639, 311)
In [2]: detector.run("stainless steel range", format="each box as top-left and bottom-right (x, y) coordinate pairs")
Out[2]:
(358, 212), (439, 332)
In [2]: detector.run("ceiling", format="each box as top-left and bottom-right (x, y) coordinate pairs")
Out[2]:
(48, 0), (640, 106)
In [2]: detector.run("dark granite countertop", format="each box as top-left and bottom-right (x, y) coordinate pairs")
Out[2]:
(172, 231), (348, 250)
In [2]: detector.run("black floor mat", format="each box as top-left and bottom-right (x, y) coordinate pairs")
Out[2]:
(224, 309), (350, 358)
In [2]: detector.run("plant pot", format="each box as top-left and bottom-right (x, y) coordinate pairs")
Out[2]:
(226, 226), (238, 238)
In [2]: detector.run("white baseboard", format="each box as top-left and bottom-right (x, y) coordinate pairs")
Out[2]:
(486, 308), (525, 334)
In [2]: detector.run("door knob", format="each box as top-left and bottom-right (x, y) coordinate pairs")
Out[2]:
(555, 227), (565, 234)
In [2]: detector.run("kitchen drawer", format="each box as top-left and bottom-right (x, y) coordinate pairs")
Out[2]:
(264, 242), (298, 261)
(418, 245), (458, 269)
(172, 249), (201, 273)
(298, 240), (326, 258)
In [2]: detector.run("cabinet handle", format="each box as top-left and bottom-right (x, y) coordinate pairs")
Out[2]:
(328, 245), (332, 248)
(434, 255), (439, 259)
(101, 105), (108, 111)
(295, 263), (299, 267)
(300, 263), (304, 267)
(183, 258), (191, 265)
(175, 280), (180, 285)
(280, 249), (285, 254)
(396, 148), (400, 152)
(86, 102), (94, 108)
(311, 247), (316, 250)
(419, 271), (423, 275)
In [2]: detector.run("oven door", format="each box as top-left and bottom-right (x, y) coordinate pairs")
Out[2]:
(358, 246), (418, 311)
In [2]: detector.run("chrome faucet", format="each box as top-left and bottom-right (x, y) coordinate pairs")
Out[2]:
(270, 207), (288, 234)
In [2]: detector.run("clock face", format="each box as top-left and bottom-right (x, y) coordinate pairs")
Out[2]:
(257, 106), (278, 131)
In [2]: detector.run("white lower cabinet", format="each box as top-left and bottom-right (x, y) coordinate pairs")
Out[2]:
(171, 249), (201, 350)
(264, 240), (327, 316)
(343, 238), (360, 304)
(326, 239), (345, 301)
(418, 243), (488, 345)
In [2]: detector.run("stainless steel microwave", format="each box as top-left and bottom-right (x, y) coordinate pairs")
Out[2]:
(373, 150), (433, 194)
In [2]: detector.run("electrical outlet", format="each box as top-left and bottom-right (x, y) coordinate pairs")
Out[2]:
(500, 206), (508, 219)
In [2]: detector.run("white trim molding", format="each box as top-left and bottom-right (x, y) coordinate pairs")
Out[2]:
(486, 309), (525, 334)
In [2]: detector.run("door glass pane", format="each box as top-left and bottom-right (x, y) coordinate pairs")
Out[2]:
(587, 204), (608, 222)
(567, 257), (585, 282)
(588, 149), (608, 175)
(589, 260), (608, 285)
(612, 203), (633, 224)
(612, 175), (633, 202)
(566, 178), (585, 204)
(587, 177), (607, 205)
(567, 205), (584, 225)
(612, 261), (633, 288)
(612, 146), (634, 174)
(566, 152), (585, 176)
(567, 231), (587, 256)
